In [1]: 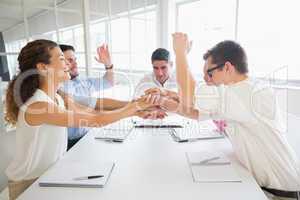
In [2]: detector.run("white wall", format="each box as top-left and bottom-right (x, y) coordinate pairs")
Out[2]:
(276, 88), (300, 117)
(0, 131), (16, 191)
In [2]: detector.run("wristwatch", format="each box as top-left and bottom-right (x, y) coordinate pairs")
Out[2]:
(105, 64), (113, 70)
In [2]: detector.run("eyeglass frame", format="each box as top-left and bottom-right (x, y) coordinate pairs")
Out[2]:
(206, 63), (225, 78)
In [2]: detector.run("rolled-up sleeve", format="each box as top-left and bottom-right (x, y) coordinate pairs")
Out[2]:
(195, 84), (222, 121)
(88, 77), (112, 91)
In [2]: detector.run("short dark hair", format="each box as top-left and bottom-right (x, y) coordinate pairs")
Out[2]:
(59, 44), (75, 52)
(151, 48), (170, 63)
(203, 40), (248, 74)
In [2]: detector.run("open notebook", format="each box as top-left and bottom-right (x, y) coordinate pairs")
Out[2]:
(93, 127), (134, 142)
(132, 115), (191, 128)
(39, 162), (115, 188)
(170, 120), (224, 142)
(90, 118), (134, 142)
(186, 152), (241, 183)
(102, 118), (134, 131)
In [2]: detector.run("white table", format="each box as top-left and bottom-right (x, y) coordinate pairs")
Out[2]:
(18, 125), (268, 200)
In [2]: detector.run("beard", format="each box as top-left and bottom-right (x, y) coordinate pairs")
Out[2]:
(70, 73), (79, 80)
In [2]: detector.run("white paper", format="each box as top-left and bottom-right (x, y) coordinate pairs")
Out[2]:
(39, 162), (115, 188)
(94, 128), (133, 140)
(187, 151), (230, 165)
(132, 115), (190, 127)
(172, 121), (223, 140)
(186, 152), (241, 183)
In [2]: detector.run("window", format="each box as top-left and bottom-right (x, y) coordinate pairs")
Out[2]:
(59, 25), (86, 70)
(109, 7), (157, 72)
(2, 0), (158, 77)
(5, 39), (27, 77)
(238, 0), (300, 81)
(176, 0), (300, 82)
(176, 0), (237, 80)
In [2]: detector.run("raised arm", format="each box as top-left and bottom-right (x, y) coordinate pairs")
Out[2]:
(95, 44), (114, 85)
(172, 33), (196, 107)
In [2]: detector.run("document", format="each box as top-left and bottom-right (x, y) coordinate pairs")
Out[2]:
(132, 115), (190, 128)
(39, 162), (115, 188)
(93, 128), (133, 142)
(186, 152), (241, 183)
(170, 120), (224, 142)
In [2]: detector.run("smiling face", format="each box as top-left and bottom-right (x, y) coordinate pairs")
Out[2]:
(45, 47), (71, 83)
(203, 56), (226, 86)
(203, 62), (214, 85)
(63, 49), (79, 79)
(152, 60), (172, 85)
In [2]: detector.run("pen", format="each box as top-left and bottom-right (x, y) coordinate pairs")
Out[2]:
(135, 125), (183, 128)
(104, 139), (123, 143)
(177, 138), (199, 143)
(73, 175), (104, 181)
(95, 138), (124, 142)
(198, 156), (220, 164)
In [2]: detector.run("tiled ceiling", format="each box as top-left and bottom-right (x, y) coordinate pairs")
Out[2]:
(0, 0), (67, 32)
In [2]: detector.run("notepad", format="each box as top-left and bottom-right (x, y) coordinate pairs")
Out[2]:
(102, 118), (134, 131)
(186, 152), (241, 183)
(170, 121), (224, 142)
(93, 128), (133, 142)
(132, 115), (189, 128)
(39, 162), (115, 188)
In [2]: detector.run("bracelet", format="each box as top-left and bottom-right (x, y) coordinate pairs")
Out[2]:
(105, 64), (113, 70)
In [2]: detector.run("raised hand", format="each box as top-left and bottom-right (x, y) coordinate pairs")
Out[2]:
(172, 32), (191, 55)
(95, 44), (112, 67)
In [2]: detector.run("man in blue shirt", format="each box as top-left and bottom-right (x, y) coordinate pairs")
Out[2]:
(60, 44), (127, 149)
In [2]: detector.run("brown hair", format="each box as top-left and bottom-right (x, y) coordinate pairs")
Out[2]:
(5, 39), (58, 125)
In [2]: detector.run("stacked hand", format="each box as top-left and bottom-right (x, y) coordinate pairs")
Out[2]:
(132, 97), (167, 120)
(144, 88), (179, 102)
(136, 107), (167, 120)
(141, 88), (180, 114)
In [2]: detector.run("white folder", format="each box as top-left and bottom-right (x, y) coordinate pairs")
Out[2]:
(186, 152), (242, 183)
(39, 161), (115, 188)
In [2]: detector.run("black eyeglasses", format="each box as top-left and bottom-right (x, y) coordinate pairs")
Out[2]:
(207, 63), (225, 78)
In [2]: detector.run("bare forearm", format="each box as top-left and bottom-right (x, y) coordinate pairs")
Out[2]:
(175, 104), (199, 120)
(175, 53), (196, 107)
(46, 103), (136, 128)
(26, 101), (137, 128)
(95, 98), (129, 111)
(74, 105), (135, 127)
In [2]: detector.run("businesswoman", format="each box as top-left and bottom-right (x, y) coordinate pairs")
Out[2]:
(5, 39), (151, 200)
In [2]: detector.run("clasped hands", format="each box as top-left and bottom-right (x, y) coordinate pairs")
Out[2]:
(133, 88), (180, 120)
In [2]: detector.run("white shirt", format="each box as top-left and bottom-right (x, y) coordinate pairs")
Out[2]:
(196, 79), (300, 191)
(6, 89), (68, 181)
(134, 72), (177, 97)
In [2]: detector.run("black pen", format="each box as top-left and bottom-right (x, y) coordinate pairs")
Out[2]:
(177, 138), (200, 143)
(135, 125), (183, 128)
(104, 138), (123, 143)
(73, 175), (104, 181)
